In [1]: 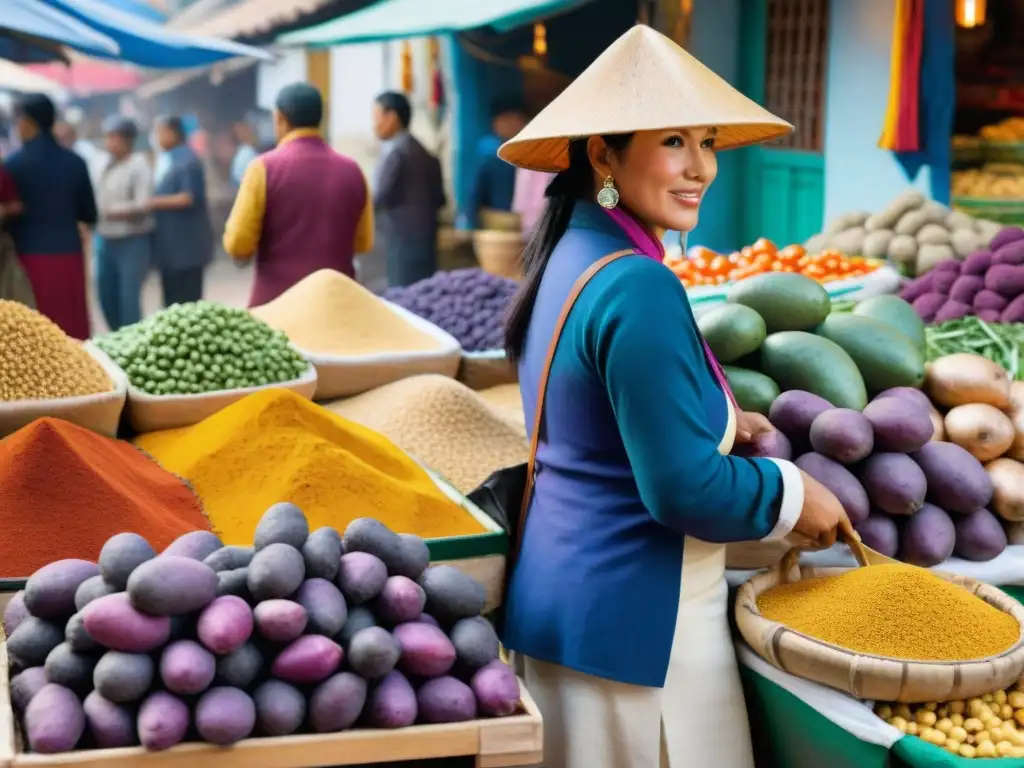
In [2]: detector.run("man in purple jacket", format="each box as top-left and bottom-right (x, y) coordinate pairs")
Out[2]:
(223, 83), (374, 307)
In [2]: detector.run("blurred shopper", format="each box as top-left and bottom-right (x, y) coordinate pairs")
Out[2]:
(467, 100), (527, 228)
(230, 116), (259, 193)
(372, 91), (445, 287)
(5, 93), (96, 338)
(150, 115), (213, 306)
(224, 83), (374, 307)
(94, 116), (153, 331)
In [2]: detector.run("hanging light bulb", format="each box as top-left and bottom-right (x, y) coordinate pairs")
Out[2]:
(955, 0), (987, 28)
(533, 23), (548, 57)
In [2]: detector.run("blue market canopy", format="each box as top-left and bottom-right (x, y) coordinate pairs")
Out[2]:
(40, 0), (274, 68)
(279, 0), (594, 45)
(98, 0), (167, 23)
(4, 0), (120, 60)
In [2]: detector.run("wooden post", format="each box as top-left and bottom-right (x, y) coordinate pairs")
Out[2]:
(649, 0), (694, 48)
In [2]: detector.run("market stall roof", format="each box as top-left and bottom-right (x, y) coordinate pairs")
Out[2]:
(5, 0), (120, 59)
(39, 0), (275, 68)
(98, 0), (167, 23)
(26, 53), (143, 95)
(136, 55), (256, 99)
(279, 0), (595, 45)
(0, 58), (68, 97)
(175, 0), (348, 40)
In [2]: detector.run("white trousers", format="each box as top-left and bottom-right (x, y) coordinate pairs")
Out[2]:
(523, 539), (755, 768)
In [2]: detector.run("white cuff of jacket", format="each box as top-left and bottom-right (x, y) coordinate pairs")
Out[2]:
(761, 458), (803, 541)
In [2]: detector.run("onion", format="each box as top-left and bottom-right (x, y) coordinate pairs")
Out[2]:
(986, 457), (1024, 522)
(944, 403), (1015, 462)
(925, 353), (1011, 409)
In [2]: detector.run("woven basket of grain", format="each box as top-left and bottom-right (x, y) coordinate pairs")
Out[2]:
(736, 562), (1024, 703)
(473, 230), (524, 280)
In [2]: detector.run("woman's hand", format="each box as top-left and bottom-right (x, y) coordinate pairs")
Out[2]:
(735, 410), (774, 444)
(792, 470), (849, 549)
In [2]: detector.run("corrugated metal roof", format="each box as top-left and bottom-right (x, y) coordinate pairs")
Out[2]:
(177, 0), (335, 39)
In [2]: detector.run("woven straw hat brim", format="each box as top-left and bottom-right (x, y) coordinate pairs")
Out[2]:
(498, 24), (794, 173)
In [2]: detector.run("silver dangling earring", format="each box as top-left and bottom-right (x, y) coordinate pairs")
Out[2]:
(597, 175), (620, 209)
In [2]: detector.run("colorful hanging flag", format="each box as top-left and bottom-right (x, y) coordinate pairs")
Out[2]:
(427, 37), (446, 124)
(400, 40), (414, 94)
(879, 0), (911, 150)
(895, 0), (924, 152)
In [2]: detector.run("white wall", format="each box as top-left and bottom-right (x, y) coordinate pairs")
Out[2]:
(328, 42), (389, 176)
(255, 48), (308, 112)
(823, 0), (930, 224)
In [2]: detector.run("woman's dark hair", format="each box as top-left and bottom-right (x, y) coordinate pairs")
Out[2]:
(504, 133), (634, 361)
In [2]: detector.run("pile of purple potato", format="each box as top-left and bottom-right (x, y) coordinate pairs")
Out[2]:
(4, 506), (517, 754)
(901, 226), (1024, 324)
(736, 388), (1002, 565)
(383, 269), (517, 352)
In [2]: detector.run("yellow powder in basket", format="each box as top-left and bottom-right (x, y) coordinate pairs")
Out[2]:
(328, 375), (529, 493)
(135, 388), (482, 544)
(250, 269), (440, 355)
(756, 564), (1020, 661)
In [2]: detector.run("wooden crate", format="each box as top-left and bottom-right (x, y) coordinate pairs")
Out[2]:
(0, 639), (542, 768)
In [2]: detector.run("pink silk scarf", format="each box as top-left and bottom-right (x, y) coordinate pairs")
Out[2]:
(602, 206), (739, 408)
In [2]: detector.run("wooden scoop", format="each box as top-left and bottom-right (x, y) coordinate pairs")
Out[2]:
(840, 517), (899, 567)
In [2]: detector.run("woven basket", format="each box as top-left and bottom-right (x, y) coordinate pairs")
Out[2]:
(478, 209), (523, 233)
(735, 560), (1024, 703)
(473, 230), (524, 279)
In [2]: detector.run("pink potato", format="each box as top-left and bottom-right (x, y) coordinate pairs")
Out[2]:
(394, 622), (456, 677)
(83, 691), (137, 748)
(949, 275), (984, 305)
(374, 576), (427, 625)
(1002, 293), (1024, 323)
(364, 670), (418, 728)
(417, 676), (477, 723)
(82, 593), (171, 652)
(197, 595), (253, 655)
(137, 691), (190, 751)
(25, 684), (85, 754)
(195, 687), (256, 746)
(253, 599), (307, 643)
(962, 249), (993, 275)
(991, 226), (1024, 251)
(984, 264), (1024, 298)
(994, 239), (1024, 265)
(973, 289), (1008, 312)
(471, 660), (521, 717)
(271, 635), (343, 684)
(160, 640), (216, 695)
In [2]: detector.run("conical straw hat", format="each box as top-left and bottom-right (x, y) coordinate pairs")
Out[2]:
(499, 24), (793, 172)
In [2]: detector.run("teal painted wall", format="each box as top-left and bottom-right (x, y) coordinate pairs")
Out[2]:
(686, 0), (743, 253)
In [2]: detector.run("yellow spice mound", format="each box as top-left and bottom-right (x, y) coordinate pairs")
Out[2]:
(756, 564), (1021, 661)
(328, 375), (529, 493)
(250, 269), (441, 355)
(135, 388), (483, 544)
(0, 300), (111, 401)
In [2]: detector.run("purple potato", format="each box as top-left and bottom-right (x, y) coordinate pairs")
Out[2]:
(364, 670), (418, 728)
(83, 593), (171, 652)
(10, 666), (48, 710)
(272, 635), (344, 684)
(337, 551), (388, 604)
(253, 599), (307, 642)
(25, 684), (85, 753)
(4, 590), (28, 635)
(859, 453), (927, 516)
(394, 621), (457, 677)
(83, 691), (137, 748)
(126, 556), (219, 616)
(253, 679), (306, 737)
(912, 441), (994, 513)
(161, 530), (223, 561)
(160, 640), (216, 695)
(900, 503), (956, 567)
(471, 660), (521, 717)
(417, 676), (477, 723)
(309, 672), (368, 733)
(197, 595), (253, 655)
(74, 575), (117, 611)
(99, 533), (155, 589)
(137, 691), (189, 751)
(94, 651), (154, 703)
(862, 397), (933, 452)
(768, 391), (834, 451)
(374, 576), (427, 625)
(195, 687), (256, 746)
(25, 559), (100, 619)
(809, 409), (874, 464)
(954, 508), (1007, 562)
(348, 626), (401, 679)
(855, 514), (900, 558)
(296, 577), (348, 637)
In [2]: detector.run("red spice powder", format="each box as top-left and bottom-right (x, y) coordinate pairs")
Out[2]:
(0, 418), (211, 576)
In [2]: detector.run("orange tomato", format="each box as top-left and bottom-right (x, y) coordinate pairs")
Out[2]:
(779, 244), (806, 261)
(752, 237), (778, 255)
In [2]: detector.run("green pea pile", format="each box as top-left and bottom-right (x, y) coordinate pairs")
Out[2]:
(95, 302), (309, 396)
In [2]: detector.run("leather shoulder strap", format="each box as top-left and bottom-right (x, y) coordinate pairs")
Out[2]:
(513, 248), (636, 556)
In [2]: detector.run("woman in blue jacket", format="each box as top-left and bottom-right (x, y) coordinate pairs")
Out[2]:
(498, 25), (848, 768)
